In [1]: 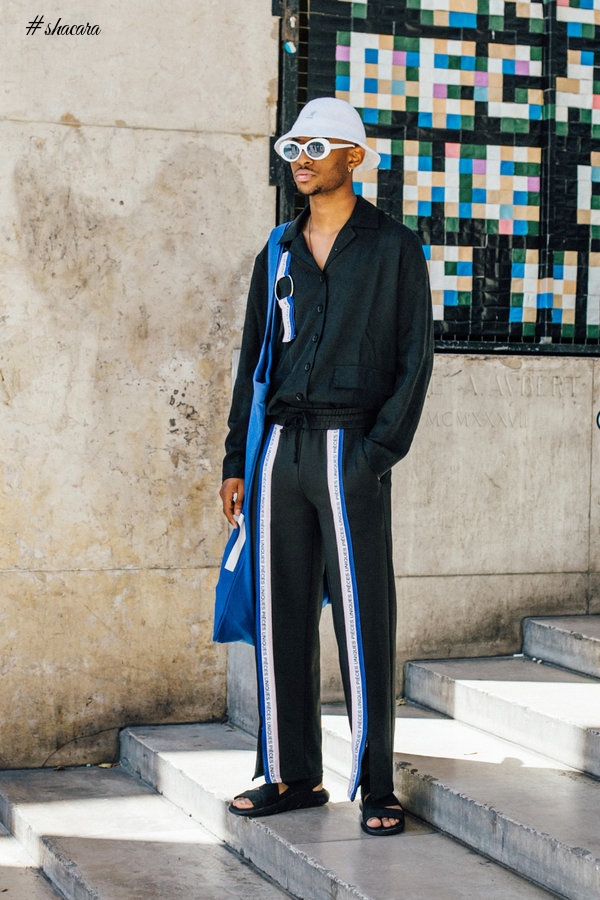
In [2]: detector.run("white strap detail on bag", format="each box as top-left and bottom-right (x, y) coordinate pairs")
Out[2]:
(224, 514), (246, 572)
(275, 250), (296, 342)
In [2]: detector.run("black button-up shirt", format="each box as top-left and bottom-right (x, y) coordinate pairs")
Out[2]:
(223, 197), (433, 480)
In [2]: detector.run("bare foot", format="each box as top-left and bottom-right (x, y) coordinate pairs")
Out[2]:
(364, 794), (403, 830)
(366, 809), (402, 829)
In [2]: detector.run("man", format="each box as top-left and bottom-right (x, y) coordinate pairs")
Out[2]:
(219, 97), (433, 835)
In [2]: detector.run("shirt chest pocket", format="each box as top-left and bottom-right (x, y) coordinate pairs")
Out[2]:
(332, 365), (395, 403)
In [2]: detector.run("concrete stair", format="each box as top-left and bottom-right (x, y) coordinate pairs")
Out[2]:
(0, 821), (62, 897)
(0, 764), (290, 899)
(0, 614), (597, 898)
(523, 615), (600, 679)
(120, 722), (554, 900)
(0, 726), (551, 900)
(402, 614), (600, 899)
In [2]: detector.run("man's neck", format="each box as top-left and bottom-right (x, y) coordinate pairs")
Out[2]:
(308, 188), (357, 232)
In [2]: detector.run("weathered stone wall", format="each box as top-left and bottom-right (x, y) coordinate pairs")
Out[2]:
(0, 0), (278, 766)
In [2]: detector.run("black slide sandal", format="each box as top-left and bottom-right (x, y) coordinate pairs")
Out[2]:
(360, 792), (405, 836)
(229, 779), (330, 817)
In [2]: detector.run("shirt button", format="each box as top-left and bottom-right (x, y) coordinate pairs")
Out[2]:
(319, 275), (325, 283)
(317, 304), (323, 313)
(312, 333), (319, 342)
(295, 392), (304, 401)
(304, 363), (311, 372)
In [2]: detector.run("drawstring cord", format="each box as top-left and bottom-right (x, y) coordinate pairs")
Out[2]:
(282, 412), (309, 463)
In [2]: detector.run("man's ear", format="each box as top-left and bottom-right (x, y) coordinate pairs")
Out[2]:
(348, 146), (366, 171)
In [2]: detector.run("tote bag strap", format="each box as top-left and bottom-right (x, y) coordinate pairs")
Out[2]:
(243, 222), (290, 492)
(253, 222), (289, 383)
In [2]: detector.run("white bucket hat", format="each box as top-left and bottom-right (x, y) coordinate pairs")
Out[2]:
(274, 97), (380, 173)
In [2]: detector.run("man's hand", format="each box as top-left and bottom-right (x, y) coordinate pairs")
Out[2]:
(220, 477), (244, 527)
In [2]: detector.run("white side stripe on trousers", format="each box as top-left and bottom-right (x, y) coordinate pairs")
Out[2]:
(256, 424), (283, 784)
(326, 429), (368, 800)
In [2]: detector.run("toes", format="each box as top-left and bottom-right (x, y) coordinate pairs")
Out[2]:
(366, 815), (401, 829)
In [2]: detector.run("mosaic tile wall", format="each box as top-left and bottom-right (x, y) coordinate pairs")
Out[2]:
(304, 0), (600, 349)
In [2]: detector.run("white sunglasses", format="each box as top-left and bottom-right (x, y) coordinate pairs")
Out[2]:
(277, 138), (356, 162)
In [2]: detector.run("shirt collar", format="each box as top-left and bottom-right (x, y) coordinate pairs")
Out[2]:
(278, 195), (379, 245)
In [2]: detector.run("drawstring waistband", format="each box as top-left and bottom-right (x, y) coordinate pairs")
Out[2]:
(267, 407), (376, 431)
(267, 408), (376, 463)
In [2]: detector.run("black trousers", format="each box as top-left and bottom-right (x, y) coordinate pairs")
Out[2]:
(252, 410), (397, 801)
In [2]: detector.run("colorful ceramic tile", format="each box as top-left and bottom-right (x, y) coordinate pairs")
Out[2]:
(306, 0), (600, 348)
(336, 32), (544, 127)
(422, 244), (474, 321)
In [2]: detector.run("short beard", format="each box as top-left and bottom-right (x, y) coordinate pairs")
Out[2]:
(297, 169), (349, 197)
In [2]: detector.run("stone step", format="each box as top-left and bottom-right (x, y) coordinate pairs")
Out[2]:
(0, 765), (290, 899)
(0, 822), (62, 897)
(404, 654), (600, 778)
(322, 704), (600, 900)
(523, 615), (600, 678)
(121, 722), (557, 900)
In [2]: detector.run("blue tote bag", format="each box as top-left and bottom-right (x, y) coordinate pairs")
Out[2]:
(213, 223), (288, 645)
